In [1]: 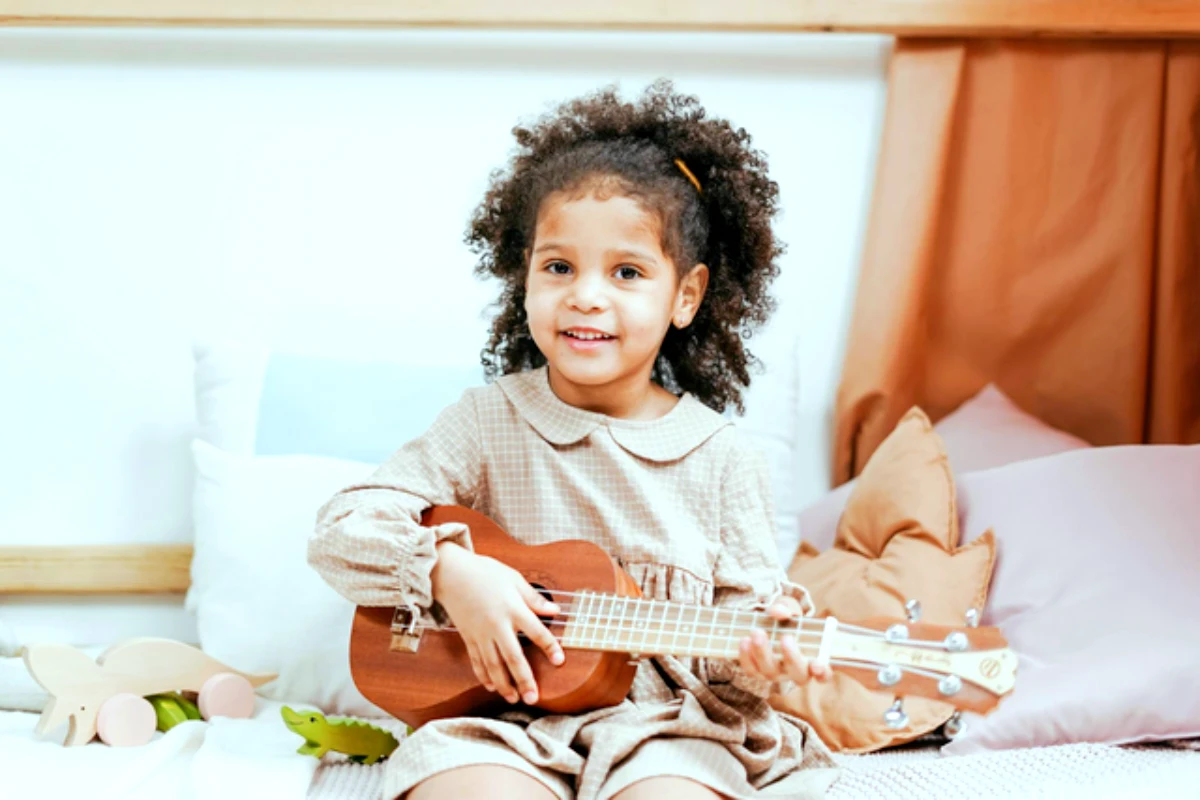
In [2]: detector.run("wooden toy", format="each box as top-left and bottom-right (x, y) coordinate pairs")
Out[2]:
(146, 691), (203, 735)
(21, 637), (276, 746)
(95, 692), (157, 747)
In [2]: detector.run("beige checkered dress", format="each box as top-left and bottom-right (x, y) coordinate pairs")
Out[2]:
(308, 367), (839, 799)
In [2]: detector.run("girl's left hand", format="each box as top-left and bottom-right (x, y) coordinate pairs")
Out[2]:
(737, 595), (832, 685)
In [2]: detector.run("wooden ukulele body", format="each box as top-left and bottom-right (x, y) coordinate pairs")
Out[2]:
(349, 506), (641, 729)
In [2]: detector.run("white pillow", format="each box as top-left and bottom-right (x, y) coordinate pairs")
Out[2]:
(192, 340), (485, 462)
(193, 341), (271, 455)
(0, 615), (45, 711)
(195, 336), (807, 561)
(0, 657), (46, 712)
(187, 439), (383, 717)
(733, 332), (803, 561)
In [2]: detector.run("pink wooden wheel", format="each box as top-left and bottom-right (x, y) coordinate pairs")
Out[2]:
(96, 693), (156, 747)
(198, 672), (255, 720)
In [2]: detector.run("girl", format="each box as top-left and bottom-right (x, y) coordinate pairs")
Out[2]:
(309, 81), (837, 800)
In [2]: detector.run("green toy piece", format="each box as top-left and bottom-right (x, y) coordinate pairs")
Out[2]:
(280, 706), (403, 765)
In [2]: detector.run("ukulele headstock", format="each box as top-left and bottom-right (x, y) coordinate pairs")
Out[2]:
(820, 606), (1017, 734)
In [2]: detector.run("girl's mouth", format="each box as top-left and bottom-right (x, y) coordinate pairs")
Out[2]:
(561, 329), (615, 351)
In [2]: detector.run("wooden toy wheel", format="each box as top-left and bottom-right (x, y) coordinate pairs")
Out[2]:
(96, 693), (157, 747)
(198, 672), (255, 720)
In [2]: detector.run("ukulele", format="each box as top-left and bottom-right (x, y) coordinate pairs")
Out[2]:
(350, 506), (1016, 730)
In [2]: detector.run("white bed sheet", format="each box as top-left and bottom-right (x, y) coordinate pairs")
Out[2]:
(0, 698), (323, 800)
(4, 699), (1198, 800)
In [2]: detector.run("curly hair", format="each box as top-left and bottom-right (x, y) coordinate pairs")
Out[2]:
(466, 79), (782, 413)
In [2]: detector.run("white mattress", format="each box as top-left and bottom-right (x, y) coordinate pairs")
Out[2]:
(4, 700), (1197, 800)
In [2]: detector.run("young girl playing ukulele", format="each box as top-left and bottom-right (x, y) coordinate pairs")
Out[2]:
(309, 81), (837, 800)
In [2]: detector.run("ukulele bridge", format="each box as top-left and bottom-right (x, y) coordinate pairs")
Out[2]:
(389, 606), (423, 653)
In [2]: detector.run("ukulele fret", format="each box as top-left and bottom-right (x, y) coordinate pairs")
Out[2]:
(633, 597), (647, 652)
(574, 591), (595, 651)
(614, 596), (630, 652)
(562, 594), (802, 659)
(593, 594), (611, 651)
(689, 604), (702, 656)
(662, 599), (672, 657)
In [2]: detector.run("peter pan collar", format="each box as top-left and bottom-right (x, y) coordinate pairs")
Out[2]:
(495, 367), (731, 463)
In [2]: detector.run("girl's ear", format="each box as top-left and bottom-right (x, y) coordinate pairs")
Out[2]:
(672, 264), (709, 329)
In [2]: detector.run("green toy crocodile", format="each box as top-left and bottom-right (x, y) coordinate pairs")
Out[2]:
(280, 706), (404, 764)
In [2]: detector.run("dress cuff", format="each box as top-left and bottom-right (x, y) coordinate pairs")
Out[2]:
(394, 521), (473, 614)
(752, 579), (815, 617)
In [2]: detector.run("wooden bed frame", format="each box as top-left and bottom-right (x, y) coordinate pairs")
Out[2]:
(2, 0), (1198, 597)
(3, 1), (1200, 37)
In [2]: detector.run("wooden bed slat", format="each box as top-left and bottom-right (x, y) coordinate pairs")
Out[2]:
(0, 545), (192, 595)
(3, 0), (1200, 37)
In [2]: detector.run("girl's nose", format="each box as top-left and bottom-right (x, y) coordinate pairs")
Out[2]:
(567, 270), (608, 312)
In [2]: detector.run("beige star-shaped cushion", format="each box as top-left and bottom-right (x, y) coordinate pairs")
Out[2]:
(771, 408), (996, 753)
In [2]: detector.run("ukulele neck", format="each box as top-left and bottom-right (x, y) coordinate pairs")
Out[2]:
(557, 593), (803, 659)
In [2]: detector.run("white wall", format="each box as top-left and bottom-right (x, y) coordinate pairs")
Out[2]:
(0, 27), (888, 647)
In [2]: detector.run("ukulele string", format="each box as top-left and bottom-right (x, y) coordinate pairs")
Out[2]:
(532, 588), (888, 639)
(414, 622), (967, 688)
(428, 585), (832, 655)
(423, 590), (919, 655)
(422, 619), (969, 681)
(426, 620), (827, 657)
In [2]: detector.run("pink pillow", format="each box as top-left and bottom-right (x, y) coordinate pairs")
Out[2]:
(935, 384), (1091, 473)
(944, 444), (1200, 754)
(798, 385), (1090, 552)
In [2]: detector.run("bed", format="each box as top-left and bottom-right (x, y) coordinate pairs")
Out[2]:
(4, 700), (1198, 799)
(2, 3), (1199, 798)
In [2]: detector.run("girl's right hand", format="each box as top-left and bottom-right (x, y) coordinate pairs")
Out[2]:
(430, 541), (565, 706)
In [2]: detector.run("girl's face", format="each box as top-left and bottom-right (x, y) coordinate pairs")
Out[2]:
(524, 190), (707, 414)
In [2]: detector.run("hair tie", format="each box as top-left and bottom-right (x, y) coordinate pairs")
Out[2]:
(674, 158), (703, 195)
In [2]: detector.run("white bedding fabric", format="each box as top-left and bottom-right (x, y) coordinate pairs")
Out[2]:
(4, 699), (1198, 800)
(0, 698), (328, 800)
(308, 740), (1200, 800)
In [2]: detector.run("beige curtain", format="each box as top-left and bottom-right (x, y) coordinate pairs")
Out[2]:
(834, 39), (1200, 485)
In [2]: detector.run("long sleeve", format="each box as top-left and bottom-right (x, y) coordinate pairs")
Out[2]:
(307, 388), (483, 612)
(705, 438), (812, 699)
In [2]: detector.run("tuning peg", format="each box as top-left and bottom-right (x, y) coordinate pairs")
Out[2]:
(964, 608), (979, 628)
(883, 698), (909, 729)
(877, 663), (902, 687)
(944, 711), (967, 739)
(944, 631), (969, 651)
(938, 674), (962, 696)
(905, 599), (922, 623)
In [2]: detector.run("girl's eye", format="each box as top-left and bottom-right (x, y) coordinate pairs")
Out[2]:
(615, 266), (641, 280)
(546, 261), (571, 275)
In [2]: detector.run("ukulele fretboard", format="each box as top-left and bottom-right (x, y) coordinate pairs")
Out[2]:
(557, 593), (804, 659)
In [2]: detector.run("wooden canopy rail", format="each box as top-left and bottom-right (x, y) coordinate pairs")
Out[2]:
(2, 0), (1200, 37)
(3, 0), (1198, 595)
